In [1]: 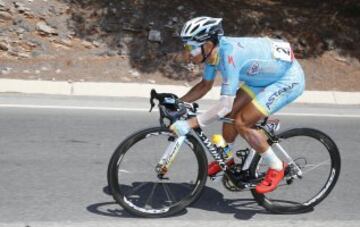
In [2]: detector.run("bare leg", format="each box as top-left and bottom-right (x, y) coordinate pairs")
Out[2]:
(222, 88), (252, 143)
(234, 102), (286, 193)
(234, 102), (268, 153)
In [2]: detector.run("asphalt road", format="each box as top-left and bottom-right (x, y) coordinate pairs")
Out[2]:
(0, 94), (359, 227)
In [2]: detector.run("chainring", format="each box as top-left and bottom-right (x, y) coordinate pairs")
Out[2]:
(222, 174), (242, 191)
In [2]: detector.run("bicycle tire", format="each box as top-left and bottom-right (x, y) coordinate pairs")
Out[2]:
(250, 128), (341, 213)
(107, 127), (208, 218)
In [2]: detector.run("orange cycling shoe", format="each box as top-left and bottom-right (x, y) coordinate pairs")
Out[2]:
(255, 163), (287, 194)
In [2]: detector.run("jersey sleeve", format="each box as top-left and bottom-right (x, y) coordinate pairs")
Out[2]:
(203, 63), (216, 81)
(219, 43), (240, 96)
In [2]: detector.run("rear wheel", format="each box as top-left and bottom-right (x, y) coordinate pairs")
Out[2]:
(107, 127), (208, 218)
(250, 128), (341, 213)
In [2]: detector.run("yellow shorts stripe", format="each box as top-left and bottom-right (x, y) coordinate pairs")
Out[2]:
(240, 84), (269, 116)
(240, 84), (256, 99)
(251, 99), (270, 116)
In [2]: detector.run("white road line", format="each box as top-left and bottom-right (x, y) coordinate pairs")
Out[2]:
(0, 104), (150, 112)
(0, 104), (360, 118)
(275, 112), (360, 118)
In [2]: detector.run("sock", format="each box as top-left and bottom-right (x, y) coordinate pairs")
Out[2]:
(224, 143), (233, 159)
(227, 143), (234, 151)
(260, 147), (283, 171)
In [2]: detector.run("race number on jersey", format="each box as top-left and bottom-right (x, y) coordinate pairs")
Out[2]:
(271, 39), (294, 62)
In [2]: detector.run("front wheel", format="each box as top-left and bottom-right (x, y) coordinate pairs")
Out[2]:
(250, 128), (341, 213)
(107, 127), (208, 218)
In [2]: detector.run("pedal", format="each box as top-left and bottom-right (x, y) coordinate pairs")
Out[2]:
(286, 178), (294, 185)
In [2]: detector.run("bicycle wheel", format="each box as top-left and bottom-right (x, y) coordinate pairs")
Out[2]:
(250, 128), (341, 213)
(107, 127), (208, 218)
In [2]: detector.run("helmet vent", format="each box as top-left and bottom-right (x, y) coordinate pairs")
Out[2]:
(183, 25), (190, 34)
(203, 20), (216, 26)
(191, 24), (200, 33)
(197, 29), (206, 37)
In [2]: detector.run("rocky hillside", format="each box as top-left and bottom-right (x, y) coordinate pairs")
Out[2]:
(0, 0), (359, 91)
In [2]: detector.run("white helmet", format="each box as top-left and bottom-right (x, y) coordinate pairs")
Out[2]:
(180, 16), (224, 43)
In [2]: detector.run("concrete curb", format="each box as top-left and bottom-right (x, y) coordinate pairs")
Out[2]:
(0, 79), (359, 105)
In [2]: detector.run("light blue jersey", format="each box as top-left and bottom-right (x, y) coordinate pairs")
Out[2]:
(203, 36), (305, 116)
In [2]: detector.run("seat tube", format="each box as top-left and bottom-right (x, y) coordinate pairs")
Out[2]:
(273, 143), (303, 176)
(241, 148), (256, 171)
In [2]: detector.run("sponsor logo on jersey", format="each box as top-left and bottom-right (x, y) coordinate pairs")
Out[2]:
(266, 82), (299, 109)
(227, 55), (236, 69)
(247, 62), (260, 76)
(237, 42), (244, 48)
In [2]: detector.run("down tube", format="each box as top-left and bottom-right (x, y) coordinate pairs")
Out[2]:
(193, 128), (227, 171)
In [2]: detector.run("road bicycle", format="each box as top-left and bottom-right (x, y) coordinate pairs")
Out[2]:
(107, 89), (341, 217)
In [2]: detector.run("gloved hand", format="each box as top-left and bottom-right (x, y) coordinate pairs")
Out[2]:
(170, 120), (191, 137)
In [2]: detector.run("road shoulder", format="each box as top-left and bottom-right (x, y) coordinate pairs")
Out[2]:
(1, 79), (360, 105)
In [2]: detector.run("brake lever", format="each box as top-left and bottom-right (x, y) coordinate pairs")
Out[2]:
(149, 101), (155, 112)
(149, 97), (155, 112)
(149, 89), (157, 112)
(176, 101), (187, 117)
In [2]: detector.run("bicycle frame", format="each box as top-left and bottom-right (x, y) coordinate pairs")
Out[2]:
(156, 122), (303, 183)
(193, 127), (227, 171)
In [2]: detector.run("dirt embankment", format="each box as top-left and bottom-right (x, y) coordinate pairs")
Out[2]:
(0, 0), (359, 91)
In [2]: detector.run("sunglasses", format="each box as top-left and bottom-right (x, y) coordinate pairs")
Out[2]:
(184, 41), (203, 56)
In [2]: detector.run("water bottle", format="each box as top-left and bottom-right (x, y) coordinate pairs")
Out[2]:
(208, 134), (234, 178)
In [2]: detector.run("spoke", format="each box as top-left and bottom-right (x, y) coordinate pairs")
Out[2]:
(145, 183), (158, 208)
(126, 182), (149, 196)
(301, 159), (331, 175)
(162, 183), (177, 205)
(178, 182), (194, 190)
(118, 169), (130, 173)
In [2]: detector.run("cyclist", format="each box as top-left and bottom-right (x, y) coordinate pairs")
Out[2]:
(170, 16), (305, 194)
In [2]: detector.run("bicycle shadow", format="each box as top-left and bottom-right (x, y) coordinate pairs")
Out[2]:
(86, 184), (269, 220)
